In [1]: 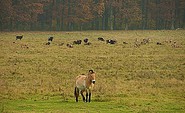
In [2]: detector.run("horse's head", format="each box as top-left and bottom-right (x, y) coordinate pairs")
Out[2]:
(88, 70), (96, 84)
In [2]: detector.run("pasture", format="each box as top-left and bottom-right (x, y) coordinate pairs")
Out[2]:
(0, 30), (185, 113)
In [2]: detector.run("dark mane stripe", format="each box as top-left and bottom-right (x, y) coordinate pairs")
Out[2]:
(89, 70), (94, 73)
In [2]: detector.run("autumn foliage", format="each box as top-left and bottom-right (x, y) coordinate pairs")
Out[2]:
(0, 0), (184, 31)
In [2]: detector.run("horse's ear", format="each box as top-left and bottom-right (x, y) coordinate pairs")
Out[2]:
(89, 70), (94, 73)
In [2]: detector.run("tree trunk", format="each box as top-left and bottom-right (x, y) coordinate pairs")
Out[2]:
(110, 4), (113, 30)
(171, 1), (176, 30)
(142, 0), (148, 30)
(16, 21), (19, 31)
(125, 19), (129, 30)
(67, 0), (72, 31)
(155, 0), (161, 30)
(171, 20), (175, 30)
(56, 0), (60, 31)
(96, 19), (99, 30)
(0, 21), (2, 31)
(183, 8), (185, 28)
(175, 0), (180, 28)
(102, 11), (107, 30)
(113, 14), (116, 30)
(61, 0), (65, 31)
(80, 23), (83, 31)
(142, 0), (145, 29)
(103, 7), (109, 30)
(56, 18), (60, 31)
(102, 15), (105, 30)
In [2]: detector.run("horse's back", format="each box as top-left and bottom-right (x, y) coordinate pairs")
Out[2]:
(76, 74), (85, 79)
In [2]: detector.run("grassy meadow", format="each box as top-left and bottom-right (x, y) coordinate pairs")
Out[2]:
(0, 30), (185, 113)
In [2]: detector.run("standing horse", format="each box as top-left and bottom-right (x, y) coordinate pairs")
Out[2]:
(74, 70), (96, 102)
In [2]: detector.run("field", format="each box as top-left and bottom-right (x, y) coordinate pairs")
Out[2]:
(0, 30), (185, 113)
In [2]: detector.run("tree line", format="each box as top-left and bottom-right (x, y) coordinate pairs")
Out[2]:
(0, 0), (185, 31)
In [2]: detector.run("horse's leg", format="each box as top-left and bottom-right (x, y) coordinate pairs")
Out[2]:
(86, 90), (88, 102)
(74, 87), (79, 102)
(89, 91), (91, 102)
(80, 91), (85, 102)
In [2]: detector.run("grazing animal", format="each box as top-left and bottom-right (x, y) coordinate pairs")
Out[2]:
(48, 37), (54, 41)
(73, 40), (82, 45)
(84, 38), (88, 43)
(98, 37), (105, 41)
(142, 38), (150, 44)
(67, 43), (73, 48)
(46, 42), (51, 45)
(123, 41), (128, 44)
(106, 39), (117, 44)
(171, 41), (180, 48)
(74, 70), (96, 102)
(16, 35), (23, 40)
(59, 43), (64, 46)
(21, 44), (29, 49)
(84, 42), (91, 45)
(157, 42), (162, 45)
(134, 38), (140, 47)
(165, 40), (173, 43)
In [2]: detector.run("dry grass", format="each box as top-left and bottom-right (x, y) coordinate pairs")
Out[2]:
(0, 30), (185, 112)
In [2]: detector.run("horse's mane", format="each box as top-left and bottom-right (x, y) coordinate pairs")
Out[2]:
(89, 70), (94, 74)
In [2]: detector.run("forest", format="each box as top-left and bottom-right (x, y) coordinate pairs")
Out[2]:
(0, 0), (185, 31)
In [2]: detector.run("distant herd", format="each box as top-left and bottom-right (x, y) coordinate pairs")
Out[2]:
(15, 35), (181, 48)
(15, 35), (119, 48)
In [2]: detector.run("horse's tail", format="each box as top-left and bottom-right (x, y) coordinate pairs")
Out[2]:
(74, 87), (79, 97)
(74, 87), (79, 102)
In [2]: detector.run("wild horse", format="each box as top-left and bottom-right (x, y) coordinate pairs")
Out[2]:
(74, 70), (96, 102)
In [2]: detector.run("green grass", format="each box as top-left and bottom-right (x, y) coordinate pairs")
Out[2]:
(0, 30), (185, 113)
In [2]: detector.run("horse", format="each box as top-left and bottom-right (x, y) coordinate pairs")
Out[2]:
(74, 70), (96, 102)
